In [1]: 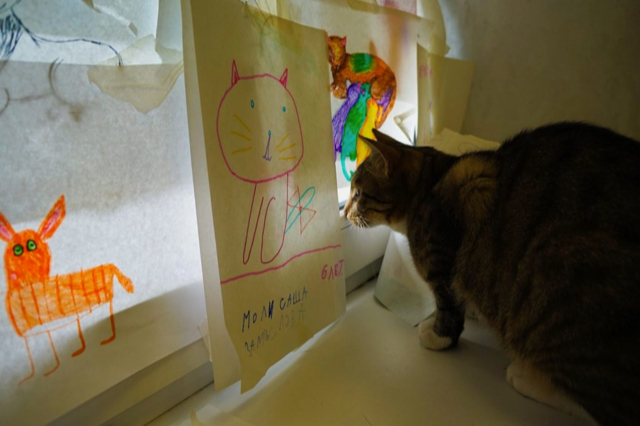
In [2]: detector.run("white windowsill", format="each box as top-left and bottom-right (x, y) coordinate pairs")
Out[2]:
(148, 279), (587, 426)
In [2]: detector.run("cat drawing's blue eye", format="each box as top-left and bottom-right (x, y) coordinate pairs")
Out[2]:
(282, 106), (286, 112)
(251, 100), (255, 108)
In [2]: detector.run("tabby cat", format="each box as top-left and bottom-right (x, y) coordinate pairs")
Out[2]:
(345, 123), (640, 425)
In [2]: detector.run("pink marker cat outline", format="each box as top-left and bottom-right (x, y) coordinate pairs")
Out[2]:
(216, 61), (304, 266)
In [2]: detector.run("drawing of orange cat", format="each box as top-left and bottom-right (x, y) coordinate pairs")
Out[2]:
(0, 195), (134, 384)
(327, 35), (396, 127)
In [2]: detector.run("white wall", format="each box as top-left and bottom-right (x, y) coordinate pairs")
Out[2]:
(439, 0), (640, 142)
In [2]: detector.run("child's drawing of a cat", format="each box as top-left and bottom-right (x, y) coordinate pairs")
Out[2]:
(216, 61), (304, 266)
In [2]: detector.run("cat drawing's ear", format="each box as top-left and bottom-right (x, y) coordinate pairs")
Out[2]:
(38, 195), (66, 240)
(0, 210), (15, 242)
(360, 129), (403, 176)
(231, 60), (240, 87)
(279, 69), (288, 87)
(341, 36), (347, 47)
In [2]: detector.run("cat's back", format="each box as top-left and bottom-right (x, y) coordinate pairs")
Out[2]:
(489, 122), (640, 307)
(484, 123), (640, 424)
(495, 122), (640, 243)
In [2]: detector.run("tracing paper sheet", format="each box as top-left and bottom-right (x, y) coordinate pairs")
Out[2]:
(0, 1), (204, 424)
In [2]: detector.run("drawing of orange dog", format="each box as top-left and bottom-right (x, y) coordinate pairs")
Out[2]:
(0, 195), (134, 384)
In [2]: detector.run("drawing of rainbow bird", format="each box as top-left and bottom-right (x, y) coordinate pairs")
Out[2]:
(0, 196), (134, 384)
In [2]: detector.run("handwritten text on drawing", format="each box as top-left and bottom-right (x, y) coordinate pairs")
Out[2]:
(241, 287), (308, 333)
(321, 259), (344, 281)
(241, 287), (309, 357)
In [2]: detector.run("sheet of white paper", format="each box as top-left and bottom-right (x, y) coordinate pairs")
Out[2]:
(428, 128), (501, 155)
(186, 0), (346, 392)
(375, 231), (436, 326)
(181, 0), (242, 392)
(417, 44), (475, 144)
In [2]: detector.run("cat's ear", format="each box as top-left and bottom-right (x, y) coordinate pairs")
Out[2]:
(279, 69), (288, 87)
(231, 60), (240, 87)
(360, 131), (403, 176)
(341, 37), (347, 47)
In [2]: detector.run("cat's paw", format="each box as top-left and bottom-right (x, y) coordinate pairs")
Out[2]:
(418, 317), (453, 350)
(506, 359), (525, 388)
(507, 360), (593, 421)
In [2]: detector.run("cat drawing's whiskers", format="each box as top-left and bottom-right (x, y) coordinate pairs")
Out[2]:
(262, 130), (272, 161)
(277, 133), (297, 161)
(230, 130), (253, 155)
(231, 114), (254, 154)
(234, 113), (251, 132)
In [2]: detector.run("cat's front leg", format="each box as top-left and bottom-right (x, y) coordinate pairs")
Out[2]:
(419, 281), (465, 350)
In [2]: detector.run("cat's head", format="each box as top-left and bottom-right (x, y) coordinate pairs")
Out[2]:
(344, 130), (440, 232)
(327, 35), (347, 68)
(216, 61), (304, 184)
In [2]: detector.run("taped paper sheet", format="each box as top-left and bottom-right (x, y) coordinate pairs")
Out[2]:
(0, 60), (203, 426)
(427, 128), (501, 155)
(186, 0), (345, 392)
(0, 2), (205, 424)
(417, 44), (476, 145)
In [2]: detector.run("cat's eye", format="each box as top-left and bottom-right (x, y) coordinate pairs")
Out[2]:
(251, 100), (255, 108)
(282, 106), (286, 112)
(27, 240), (36, 251)
(13, 244), (23, 256)
(354, 189), (361, 200)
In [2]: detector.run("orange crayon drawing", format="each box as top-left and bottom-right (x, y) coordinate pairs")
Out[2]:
(0, 195), (134, 384)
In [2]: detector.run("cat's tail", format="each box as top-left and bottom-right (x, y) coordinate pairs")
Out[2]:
(377, 87), (396, 128)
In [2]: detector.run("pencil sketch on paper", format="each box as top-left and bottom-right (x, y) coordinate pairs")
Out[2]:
(0, 0), (124, 119)
(0, 0), (122, 73)
(328, 35), (397, 181)
(216, 60), (318, 269)
(0, 196), (134, 385)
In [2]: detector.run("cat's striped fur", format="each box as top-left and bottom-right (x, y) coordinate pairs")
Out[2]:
(345, 123), (640, 425)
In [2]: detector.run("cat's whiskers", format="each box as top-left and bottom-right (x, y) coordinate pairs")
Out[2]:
(233, 114), (251, 133)
(278, 156), (297, 161)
